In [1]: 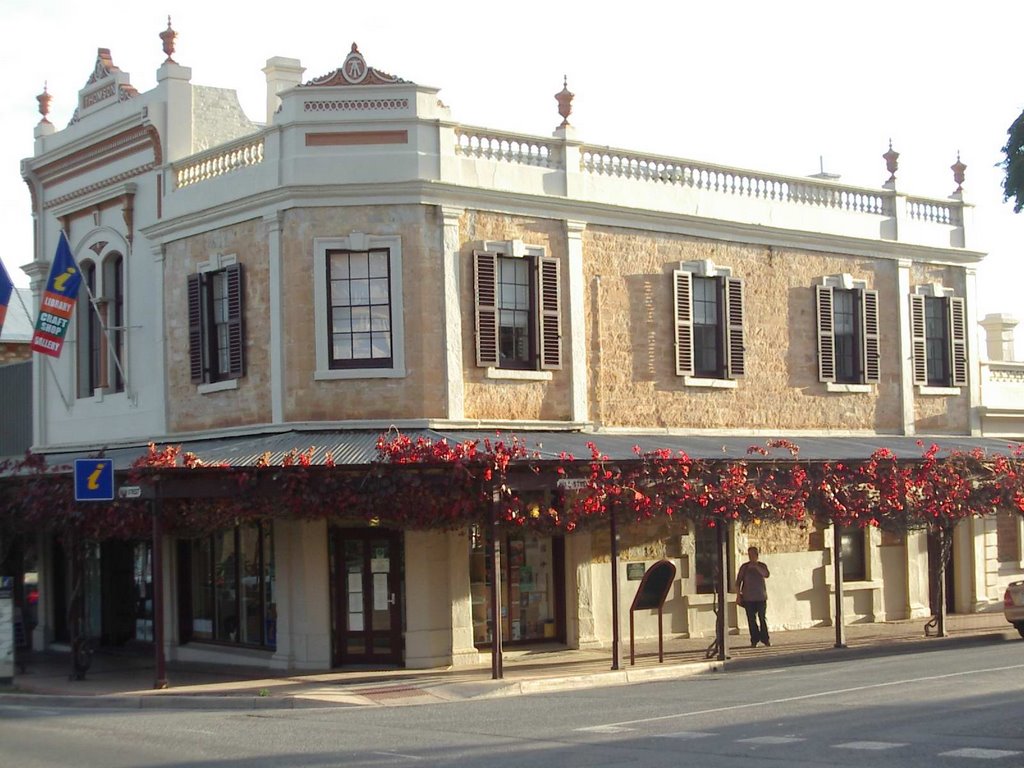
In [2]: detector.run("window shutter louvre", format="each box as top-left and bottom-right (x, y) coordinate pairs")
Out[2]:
(862, 289), (880, 383)
(473, 250), (499, 367)
(724, 276), (745, 378)
(226, 263), (245, 379)
(949, 296), (968, 386)
(673, 269), (694, 376)
(816, 285), (835, 382)
(909, 294), (928, 386)
(538, 255), (562, 370)
(187, 273), (203, 383)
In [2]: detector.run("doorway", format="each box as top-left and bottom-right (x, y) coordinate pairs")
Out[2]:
(330, 528), (403, 666)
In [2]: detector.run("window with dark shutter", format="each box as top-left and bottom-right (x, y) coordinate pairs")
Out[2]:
(862, 289), (880, 383)
(538, 255), (562, 370)
(725, 277), (745, 378)
(911, 293), (967, 388)
(950, 296), (968, 386)
(816, 285), (836, 382)
(189, 263), (246, 385)
(187, 273), (203, 383)
(474, 247), (560, 371)
(474, 250), (499, 367)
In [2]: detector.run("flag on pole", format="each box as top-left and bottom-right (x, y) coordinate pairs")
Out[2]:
(0, 258), (13, 338)
(31, 232), (82, 358)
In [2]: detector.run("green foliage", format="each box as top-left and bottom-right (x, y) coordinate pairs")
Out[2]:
(1002, 108), (1024, 213)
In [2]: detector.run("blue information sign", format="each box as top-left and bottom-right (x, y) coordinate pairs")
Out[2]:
(74, 458), (114, 502)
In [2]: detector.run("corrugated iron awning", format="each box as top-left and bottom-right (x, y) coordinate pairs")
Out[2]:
(30, 428), (1024, 472)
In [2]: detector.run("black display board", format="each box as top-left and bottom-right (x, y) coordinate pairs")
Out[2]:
(630, 560), (677, 611)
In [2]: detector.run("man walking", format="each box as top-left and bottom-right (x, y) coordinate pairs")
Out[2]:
(737, 546), (770, 647)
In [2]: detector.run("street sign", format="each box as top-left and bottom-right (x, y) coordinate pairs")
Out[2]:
(556, 478), (589, 490)
(74, 458), (114, 502)
(118, 485), (142, 499)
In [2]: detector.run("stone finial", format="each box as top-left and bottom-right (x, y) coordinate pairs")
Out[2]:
(160, 16), (177, 64)
(555, 76), (574, 128)
(951, 151), (966, 194)
(980, 313), (1019, 362)
(37, 82), (52, 125)
(883, 139), (899, 184)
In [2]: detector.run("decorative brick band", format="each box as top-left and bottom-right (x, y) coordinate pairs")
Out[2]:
(305, 130), (408, 147)
(303, 98), (409, 112)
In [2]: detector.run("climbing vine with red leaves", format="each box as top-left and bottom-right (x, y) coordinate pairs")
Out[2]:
(2, 435), (1023, 545)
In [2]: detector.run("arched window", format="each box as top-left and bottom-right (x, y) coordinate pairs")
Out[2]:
(76, 260), (99, 398)
(103, 254), (124, 393)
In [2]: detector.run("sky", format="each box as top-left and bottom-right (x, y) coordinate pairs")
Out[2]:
(2, 1), (1021, 349)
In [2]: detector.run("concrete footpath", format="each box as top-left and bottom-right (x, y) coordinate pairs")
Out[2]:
(2, 612), (1017, 710)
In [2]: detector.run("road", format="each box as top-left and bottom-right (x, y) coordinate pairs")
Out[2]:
(2, 641), (1023, 767)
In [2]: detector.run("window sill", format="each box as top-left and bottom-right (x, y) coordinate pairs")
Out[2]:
(918, 385), (961, 396)
(485, 368), (552, 381)
(683, 376), (737, 389)
(315, 367), (406, 381)
(826, 383), (873, 393)
(198, 379), (239, 395)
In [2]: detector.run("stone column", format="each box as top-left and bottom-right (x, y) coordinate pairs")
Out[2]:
(568, 533), (601, 649)
(897, 259), (915, 435)
(965, 268), (982, 435)
(565, 220), (588, 423)
(265, 213), (284, 423)
(441, 207), (465, 420)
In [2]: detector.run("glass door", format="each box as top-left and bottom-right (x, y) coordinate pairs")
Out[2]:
(331, 528), (403, 666)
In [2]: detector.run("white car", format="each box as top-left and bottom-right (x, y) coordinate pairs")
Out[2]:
(1006, 580), (1024, 638)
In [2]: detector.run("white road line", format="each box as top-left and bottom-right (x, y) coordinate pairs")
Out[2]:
(370, 751), (424, 761)
(573, 663), (1024, 732)
(834, 741), (907, 750)
(736, 736), (805, 745)
(576, 725), (635, 734)
(653, 731), (715, 739)
(938, 748), (1022, 759)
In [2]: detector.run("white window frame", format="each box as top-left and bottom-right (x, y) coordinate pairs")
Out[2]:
(314, 233), (405, 380)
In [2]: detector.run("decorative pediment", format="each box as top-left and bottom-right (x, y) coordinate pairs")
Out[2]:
(303, 43), (409, 87)
(69, 48), (139, 125)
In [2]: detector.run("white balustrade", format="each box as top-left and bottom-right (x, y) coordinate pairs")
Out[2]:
(454, 128), (560, 169)
(580, 147), (893, 216)
(175, 134), (266, 188)
(905, 197), (957, 225)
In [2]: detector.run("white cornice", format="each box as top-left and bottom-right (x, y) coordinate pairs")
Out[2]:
(141, 179), (985, 267)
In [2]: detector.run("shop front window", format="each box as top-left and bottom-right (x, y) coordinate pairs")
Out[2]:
(185, 522), (276, 649)
(469, 530), (563, 645)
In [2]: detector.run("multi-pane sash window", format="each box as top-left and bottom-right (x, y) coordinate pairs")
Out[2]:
(673, 270), (745, 379)
(76, 254), (126, 398)
(910, 293), (967, 387)
(188, 263), (244, 384)
(815, 284), (880, 384)
(77, 261), (100, 398)
(327, 248), (393, 369)
(474, 249), (561, 370)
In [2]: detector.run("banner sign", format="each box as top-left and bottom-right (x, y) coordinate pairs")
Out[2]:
(0, 259), (13, 337)
(31, 232), (82, 358)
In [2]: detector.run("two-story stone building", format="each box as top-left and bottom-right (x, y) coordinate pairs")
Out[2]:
(18, 25), (1017, 671)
